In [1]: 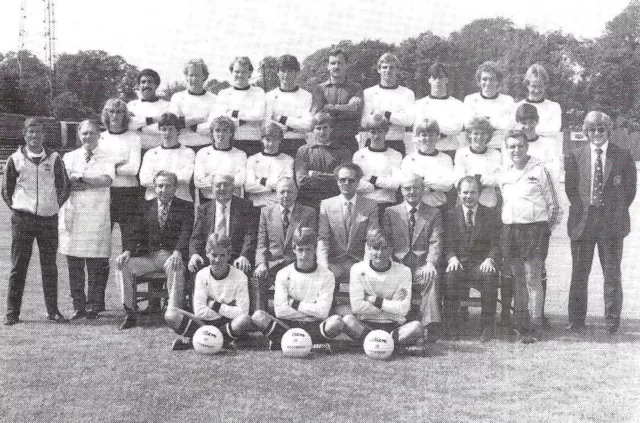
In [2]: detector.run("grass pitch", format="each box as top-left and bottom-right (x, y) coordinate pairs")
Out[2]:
(1, 190), (640, 422)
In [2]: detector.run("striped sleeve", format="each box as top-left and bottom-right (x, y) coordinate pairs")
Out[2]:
(541, 166), (562, 230)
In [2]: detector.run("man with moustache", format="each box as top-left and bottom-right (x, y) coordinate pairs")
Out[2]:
(128, 69), (170, 151)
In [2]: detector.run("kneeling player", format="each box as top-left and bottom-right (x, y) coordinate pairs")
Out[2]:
(165, 234), (255, 351)
(343, 229), (424, 354)
(252, 227), (344, 352)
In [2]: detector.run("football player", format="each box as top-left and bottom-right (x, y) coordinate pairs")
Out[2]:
(165, 233), (255, 351)
(251, 227), (344, 352)
(342, 228), (424, 354)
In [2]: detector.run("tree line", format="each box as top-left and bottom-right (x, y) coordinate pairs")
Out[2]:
(1, 1), (639, 130)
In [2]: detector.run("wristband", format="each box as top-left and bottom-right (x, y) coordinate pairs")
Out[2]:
(384, 111), (391, 121)
(145, 117), (153, 125)
(291, 300), (301, 310)
(260, 177), (267, 186)
(178, 116), (186, 129)
(190, 124), (199, 132)
(231, 110), (239, 119)
(373, 297), (384, 309)
(279, 116), (288, 125)
(209, 300), (222, 313)
(369, 176), (377, 186)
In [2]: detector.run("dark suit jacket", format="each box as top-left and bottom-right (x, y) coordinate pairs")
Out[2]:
(127, 198), (194, 259)
(318, 195), (379, 266)
(189, 196), (259, 264)
(384, 202), (442, 267)
(444, 205), (501, 264)
(256, 202), (317, 269)
(565, 142), (636, 240)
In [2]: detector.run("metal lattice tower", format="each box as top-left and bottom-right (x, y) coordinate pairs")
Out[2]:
(17, 0), (57, 100)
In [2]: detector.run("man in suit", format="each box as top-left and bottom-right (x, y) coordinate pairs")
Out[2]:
(565, 111), (636, 334)
(384, 171), (443, 341)
(188, 172), (259, 275)
(318, 163), (379, 314)
(252, 176), (317, 311)
(115, 171), (194, 329)
(443, 176), (501, 341)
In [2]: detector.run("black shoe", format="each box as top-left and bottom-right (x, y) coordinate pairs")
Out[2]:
(171, 339), (193, 351)
(498, 313), (512, 327)
(85, 311), (99, 320)
(119, 316), (137, 330)
(70, 310), (86, 320)
(424, 327), (438, 344)
(93, 305), (106, 313)
(311, 343), (333, 354)
(48, 311), (69, 323)
(541, 315), (553, 329)
(606, 325), (619, 335)
(4, 315), (19, 326)
(565, 322), (586, 332)
(480, 326), (494, 342)
(268, 340), (281, 351)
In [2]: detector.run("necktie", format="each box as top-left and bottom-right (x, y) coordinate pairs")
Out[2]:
(344, 201), (353, 236)
(216, 204), (227, 237)
(466, 208), (474, 231)
(592, 148), (604, 207)
(158, 202), (169, 229)
(84, 149), (93, 163)
(408, 207), (416, 244)
(282, 208), (290, 235)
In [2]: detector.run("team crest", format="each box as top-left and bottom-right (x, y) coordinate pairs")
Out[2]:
(614, 175), (622, 186)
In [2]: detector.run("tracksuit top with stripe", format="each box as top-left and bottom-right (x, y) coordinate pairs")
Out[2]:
(2, 146), (69, 217)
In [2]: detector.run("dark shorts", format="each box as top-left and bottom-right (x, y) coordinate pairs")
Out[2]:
(501, 222), (550, 261)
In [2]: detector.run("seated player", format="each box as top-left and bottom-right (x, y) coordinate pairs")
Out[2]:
(165, 233), (255, 351)
(443, 176), (501, 341)
(245, 122), (294, 208)
(402, 118), (456, 210)
(252, 176), (317, 311)
(342, 229), (424, 354)
(295, 112), (352, 210)
(194, 115), (247, 201)
(454, 117), (502, 208)
(115, 171), (193, 330)
(251, 227), (344, 351)
(352, 113), (402, 218)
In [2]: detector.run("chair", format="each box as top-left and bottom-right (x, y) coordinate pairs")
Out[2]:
(134, 271), (168, 314)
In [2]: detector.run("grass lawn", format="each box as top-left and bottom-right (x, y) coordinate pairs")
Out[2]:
(1, 187), (639, 422)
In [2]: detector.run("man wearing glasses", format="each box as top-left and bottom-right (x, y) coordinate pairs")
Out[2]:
(318, 163), (379, 315)
(565, 111), (636, 334)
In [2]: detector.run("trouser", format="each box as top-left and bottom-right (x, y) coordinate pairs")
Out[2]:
(115, 249), (186, 311)
(237, 139), (263, 158)
(401, 253), (441, 325)
(110, 187), (143, 251)
(568, 207), (624, 328)
(250, 260), (293, 312)
(66, 256), (110, 312)
(280, 138), (306, 159)
(328, 258), (359, 315)
(265, 319), (335, 344)
(386, 140), (406, 157)
(6, 211), (60, 318)
(509, 257), (543, 330)
(444, 264), (498, 326)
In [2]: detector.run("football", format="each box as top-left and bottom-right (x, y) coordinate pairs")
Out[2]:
(281, 328), (312, 358)
(363, 330), (394, 360)
(192, 325), (224, 355)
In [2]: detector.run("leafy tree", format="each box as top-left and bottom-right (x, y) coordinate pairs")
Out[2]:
(0, 51), (51, 116)
(204, 78), (230, 94)
(255, 56), (279, 92)
(160, 81), (187, 101)
(51, 91), (95, 120)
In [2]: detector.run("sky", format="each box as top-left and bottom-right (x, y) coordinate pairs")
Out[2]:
(1, 0), (631, 89)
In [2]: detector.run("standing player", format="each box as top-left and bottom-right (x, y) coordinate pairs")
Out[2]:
(360, 52), (415, 156)
(414, 62), (467, 158)
(244, 122), (294, 208)
(402, 119), (457, 210)
(2, 117), (70, 325)
(514, 64), (562, 136)
(265, 54), (313, 158)
(251, 227), (344, 351)
(514, 103), (561, 180)
(194, 115), (247, 200)
(128, 69), (170, 151)
(169, 59), (218, 151)
(311, 49), (363, 153)
(165, 234), (255, 351)
(352, 114), (402, 218)
(342, 229), (424, 354)
(206, 57), (265, 157)
(464, 61), (514, 146)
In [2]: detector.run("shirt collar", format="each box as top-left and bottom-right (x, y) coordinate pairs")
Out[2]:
(158, 198), (173, 208)
(405, 202), (420, 213)
(279, 204), (294, 215)
(26, 148), (46, 159)
(161, 143), (181, 150)
(341, 194), (357, 206)
(279, 86), (299, 93)
(188, 89), (207, 96)
(213, 145), (233, 152)
(233, 85), (251, 91)
(368, 145), (388, 153)
(591, 141), (609, 156)
(462, 204), (478, 216)
(140, 97), (159, 103)
(525, 97), (545, 104)
(210, 265), (231, 280)
(418, 149), (439, 157)
(379, 84), (399, 90)
(428, 94), (450, 100)
(216, 199), (231, 210)
(261, 151), (280, 157)
(469, 146), (488, 155)
(480, 92), (499, 100)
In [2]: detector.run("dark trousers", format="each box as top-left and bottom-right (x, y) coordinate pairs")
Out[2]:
(444, 264), (498, 325)
(280, 138), (306, 160)
(66, 256), (110, 312)
(237, 140), (263, 158)
(267, 319), (332, 344)
(568, 207), (624, 328)
(110, 187), (143, 250)
(6, 211), (60, 318)
(250, 260), (293, 313)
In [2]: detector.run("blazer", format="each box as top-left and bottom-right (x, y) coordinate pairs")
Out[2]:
(443, 204), (501, 264)
(565, 142), (636, 240)
(383, 202), (443, 267)
(189, 196), (259, 264)
(256, 202), (317, 269)
(318, 195), (379, 266)
(127, 198), (194, 260)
